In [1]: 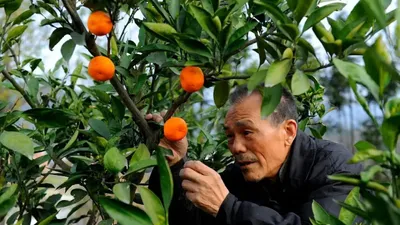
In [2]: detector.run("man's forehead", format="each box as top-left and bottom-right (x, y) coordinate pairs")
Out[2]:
(224, 119), (256, 129)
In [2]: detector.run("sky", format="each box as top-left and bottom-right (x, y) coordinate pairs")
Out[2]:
(33, 0), (399, 131)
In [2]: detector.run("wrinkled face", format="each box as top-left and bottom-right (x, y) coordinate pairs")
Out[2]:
(224, 93), (296, 182)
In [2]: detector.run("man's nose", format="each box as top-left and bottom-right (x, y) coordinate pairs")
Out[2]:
(230, 138), (246, 155)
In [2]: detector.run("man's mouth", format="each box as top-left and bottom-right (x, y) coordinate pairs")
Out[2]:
(237, 161), (256, 168)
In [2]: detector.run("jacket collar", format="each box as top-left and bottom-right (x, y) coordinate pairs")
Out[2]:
(277, 130), (317, 189)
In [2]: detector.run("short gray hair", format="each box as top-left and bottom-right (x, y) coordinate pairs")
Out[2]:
(229, 84), (298, 125)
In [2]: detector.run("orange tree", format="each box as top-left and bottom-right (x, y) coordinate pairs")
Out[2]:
(0, 0), (399, 224)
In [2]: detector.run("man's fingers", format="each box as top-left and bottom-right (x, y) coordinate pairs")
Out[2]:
(152, 113), (163, 123)
(179, 167), (203, 183)
(160, 110), (167, 117)
(145, 114), (153, 120)
(185, 191), (197, 204)
(184, 160), (214, 176)
(181, 179), (197, 192)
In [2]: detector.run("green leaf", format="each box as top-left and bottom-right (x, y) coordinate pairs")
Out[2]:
(302, 3), (345, 32)
(61, 39), (76, 62)
(132, 73), (147, 95)
(253, 0), (290, 23)
(360, 164), (384, 182)
(174, 34), (212, 58)
(336, 201), (370, 221)
(264, 59), (291, 87)
(104, 147), (127, 174)
(37, 213), (57, 225)
(293, 0), (317, 22)
(113, 183), (130, 204)
(381, 115), (400, 152)
(363, 36), (391, 98)
(37, 1), (57, 17)
(137, 43), (176, 53)
(156, 147), (173, 210)
(354, 140), (376, 151)
(277, 23), (300, 41)
(248, 70), (266, 91)
(129, 144), (151, 166)
(143, 22), (177, 42)
(148, 0), (173, 25)
(297, 38), (316, 56)
(258, 38), (279, 60)
(4, 0), (22, 17)
(227, 20), (258, 46)
(312, 200), (346, 225)
(260, 84), (282, 119)
(168, 0), (180, 19)
(201, 0), (214, 14)
(126, 159), (157, 175)
(137, 186), (166, 225)
(71, 62), (83, 86)
(333, 58), (379, 102)
(99, 197), (152, 225)
(0, 184), (18, 205)
(291, 70), (310, 95)
(0, 193), (18, 217)
(0, 131), (34, 159)
(213, 81), (230, 108)
(111, 96), (125, 121)
(189, 4), (219, 41)
(348, 78), (378, 127)
(62, 129), (79, 152)
(6, 25), (27, 44)
(339, 187), (360, 225)
(13, 9), (34, 25)
(349, 148), (386, 163)
(0, 184), (18, 217)
(88, 118), (111, 139)
(27, 77), (39, 100)
(48, 28), (72, 50)
(360, 0), (386, 29)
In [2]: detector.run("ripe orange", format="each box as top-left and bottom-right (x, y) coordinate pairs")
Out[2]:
(87, 11), (113, 36)
(163, 117), (188, 141)
(88, 56), (115, 81)
(179, 66), (204, 93)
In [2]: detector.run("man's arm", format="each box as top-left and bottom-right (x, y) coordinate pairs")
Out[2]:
(215, 181), (355, 225)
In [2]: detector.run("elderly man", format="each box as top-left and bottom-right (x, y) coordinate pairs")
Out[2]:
(147, 85), (363, 225)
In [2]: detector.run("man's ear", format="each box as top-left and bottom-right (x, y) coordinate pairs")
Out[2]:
(283, 119), (297, 146)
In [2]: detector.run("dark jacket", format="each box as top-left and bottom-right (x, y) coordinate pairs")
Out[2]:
(149, 130), (363, 225)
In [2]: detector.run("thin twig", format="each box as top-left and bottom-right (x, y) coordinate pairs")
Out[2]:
(303, 63), (333, 73)
(1, 70), (37, 108)
(163, 92), (192, 121)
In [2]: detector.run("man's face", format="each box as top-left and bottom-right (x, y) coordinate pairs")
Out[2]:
(224, 93), (294, 182)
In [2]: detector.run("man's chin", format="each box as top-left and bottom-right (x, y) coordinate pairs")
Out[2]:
(241, 168), (262, 182)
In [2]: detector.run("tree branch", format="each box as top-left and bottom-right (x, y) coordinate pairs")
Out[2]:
(61, 0), (153, 140)
(163, 92), (191, 121)
(1, 70), (37, 108)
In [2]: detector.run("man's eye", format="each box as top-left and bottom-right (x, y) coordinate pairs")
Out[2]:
(243, 131), (252, 136)
(226, 134), (233, 139)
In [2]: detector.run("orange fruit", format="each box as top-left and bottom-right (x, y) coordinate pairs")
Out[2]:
(88, 56), (115, 81)
(87, 11), (113, 36)
(179, 66), (204, 93)
(163, 117), (188, 141)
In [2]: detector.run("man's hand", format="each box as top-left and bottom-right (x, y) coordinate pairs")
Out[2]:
(145, 110), (188, 166)
(179, 160), (229, 217)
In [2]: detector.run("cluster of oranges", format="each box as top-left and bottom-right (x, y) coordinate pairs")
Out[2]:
(87, 11), (115, 81)
(86, 11), (206, 142)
